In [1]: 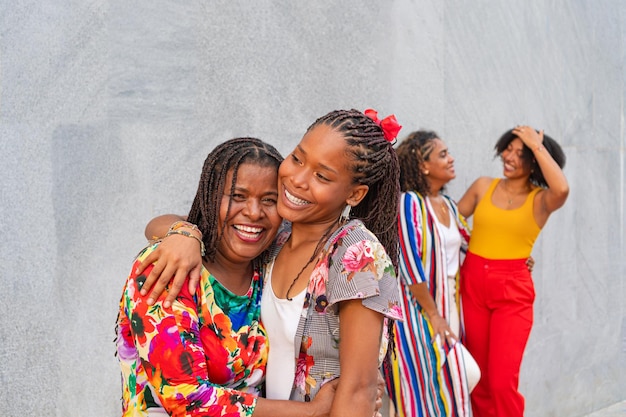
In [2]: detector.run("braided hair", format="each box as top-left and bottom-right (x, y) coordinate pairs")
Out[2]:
(396, 130), (441, 194)
(495, 129), (566, 188)
(307, 109), (401, 271)
(187, 137), (283, 262)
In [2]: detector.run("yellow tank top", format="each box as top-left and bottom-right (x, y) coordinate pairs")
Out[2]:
(468, 179), (542, 259)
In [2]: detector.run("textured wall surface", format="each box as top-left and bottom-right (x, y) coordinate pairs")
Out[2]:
(0, 1), (623, 416)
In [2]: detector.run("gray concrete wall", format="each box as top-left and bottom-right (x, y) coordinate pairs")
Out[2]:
(0, 1), (623, 416)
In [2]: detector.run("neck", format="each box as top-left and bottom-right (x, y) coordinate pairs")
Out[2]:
(289, 219), (340, 248)
(502, 177), (530, 193)
(425, 186), (443, 198)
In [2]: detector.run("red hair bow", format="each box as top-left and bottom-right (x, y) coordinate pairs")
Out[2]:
(364, 108), (402, 143)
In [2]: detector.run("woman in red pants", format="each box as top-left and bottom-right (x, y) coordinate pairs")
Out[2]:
(457, 126), (569, 417)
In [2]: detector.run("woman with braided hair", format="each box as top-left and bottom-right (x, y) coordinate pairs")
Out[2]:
(383, 130), (480, 417)
(116, 137), (340, 417)
(136, 108), (404, 416)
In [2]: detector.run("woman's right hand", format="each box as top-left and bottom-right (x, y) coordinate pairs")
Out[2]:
(526, 256), (535, 272)
(308, 375), (384, 417)
(429, 313), (457, 346)
(310, 378), (339, 417)
(136, 233), (204, 307)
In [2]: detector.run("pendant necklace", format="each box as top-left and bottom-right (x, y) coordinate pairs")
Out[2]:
(503, 180), (527, 205)
(429, 195), (448, 223)
(285, 219), (338, 301)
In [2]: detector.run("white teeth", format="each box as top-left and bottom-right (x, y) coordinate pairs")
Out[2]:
(234, 225), (263, 237)
(285, 189), (310, 206)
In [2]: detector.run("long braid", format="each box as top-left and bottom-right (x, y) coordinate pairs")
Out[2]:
(396, 130), (440, 194)
(308, 109), (400, 272)
(187, 137), (283, 262)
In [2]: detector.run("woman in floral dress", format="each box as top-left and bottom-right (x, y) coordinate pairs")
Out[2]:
(116, 137), (336, 417)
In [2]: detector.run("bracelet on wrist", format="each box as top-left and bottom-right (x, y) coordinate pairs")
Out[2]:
(165, 229), (206, 256)
(169, 220), (203, 237)
(534, 144), (544, 152)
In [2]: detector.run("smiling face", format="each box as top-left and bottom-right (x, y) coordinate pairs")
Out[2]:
(215, 163), (282, 264)
(277, 124), (368, 227)
(422, 138), (455, 188)
(500, 137), (532, 179)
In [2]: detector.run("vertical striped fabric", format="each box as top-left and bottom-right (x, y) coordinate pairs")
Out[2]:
(384, 191), (472, 417)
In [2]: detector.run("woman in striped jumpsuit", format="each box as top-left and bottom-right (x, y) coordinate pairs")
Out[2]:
(384, 130), (477, 417)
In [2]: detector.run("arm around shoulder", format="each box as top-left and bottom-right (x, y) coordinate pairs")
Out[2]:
(145, 214), (187, 240)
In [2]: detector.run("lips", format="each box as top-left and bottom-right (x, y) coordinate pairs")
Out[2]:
(284, 188), (311, 206)
(233, 224), (264, 241)
(503, 162), (515, 172)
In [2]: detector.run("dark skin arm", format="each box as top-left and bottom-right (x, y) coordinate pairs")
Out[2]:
(513, 126), (569, 226)
(329, 300), (383, 417)
(408, 283), (457, 344)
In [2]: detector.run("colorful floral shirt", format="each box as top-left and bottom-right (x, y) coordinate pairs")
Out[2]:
(116, 244), (268, 416)
(270, 220), (403, 401)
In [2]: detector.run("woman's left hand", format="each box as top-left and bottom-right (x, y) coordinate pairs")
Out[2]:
(137, 233), (204, 307)
(513, 125), (543, 151)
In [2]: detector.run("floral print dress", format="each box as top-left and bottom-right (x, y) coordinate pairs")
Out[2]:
(116, 244), (268, 417)
(270, 219), (403, 401)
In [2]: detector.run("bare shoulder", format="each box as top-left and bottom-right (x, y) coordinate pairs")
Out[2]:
(468, 176), (495, 194)
(458, 176), (495, 218)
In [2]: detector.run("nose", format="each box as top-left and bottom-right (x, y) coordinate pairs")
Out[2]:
(242, 198), (263, 220)
(289, 168), (309, 190)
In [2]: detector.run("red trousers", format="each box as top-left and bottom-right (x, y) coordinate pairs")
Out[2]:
(460, 252), (535, 417)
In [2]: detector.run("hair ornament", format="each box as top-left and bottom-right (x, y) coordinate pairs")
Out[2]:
(364, 108), (402, 143)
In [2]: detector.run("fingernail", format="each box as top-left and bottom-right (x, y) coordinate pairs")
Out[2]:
(164, 301), (171, 308)
(140, 289), (146, 296)
(147, 298), (154, 305)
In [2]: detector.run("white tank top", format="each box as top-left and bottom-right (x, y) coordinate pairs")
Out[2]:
(434, 207), (462, 333)
(434, 207), (462, 280)
(261, 259), (306, 399)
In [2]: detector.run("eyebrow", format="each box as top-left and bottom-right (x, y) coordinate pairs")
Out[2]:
(232, 185), (278, 195)
(296, 144), (338, 174)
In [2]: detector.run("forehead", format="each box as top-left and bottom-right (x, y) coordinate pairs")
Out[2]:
(298, 124), (348, 160)
(226, 163), (278, 188)
(508, 137), (524, 149)
(430, 138), (447, 152)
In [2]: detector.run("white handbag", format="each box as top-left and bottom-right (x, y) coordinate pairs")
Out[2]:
(434, 334), (481, 392)
(451, 342), (481, 392)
